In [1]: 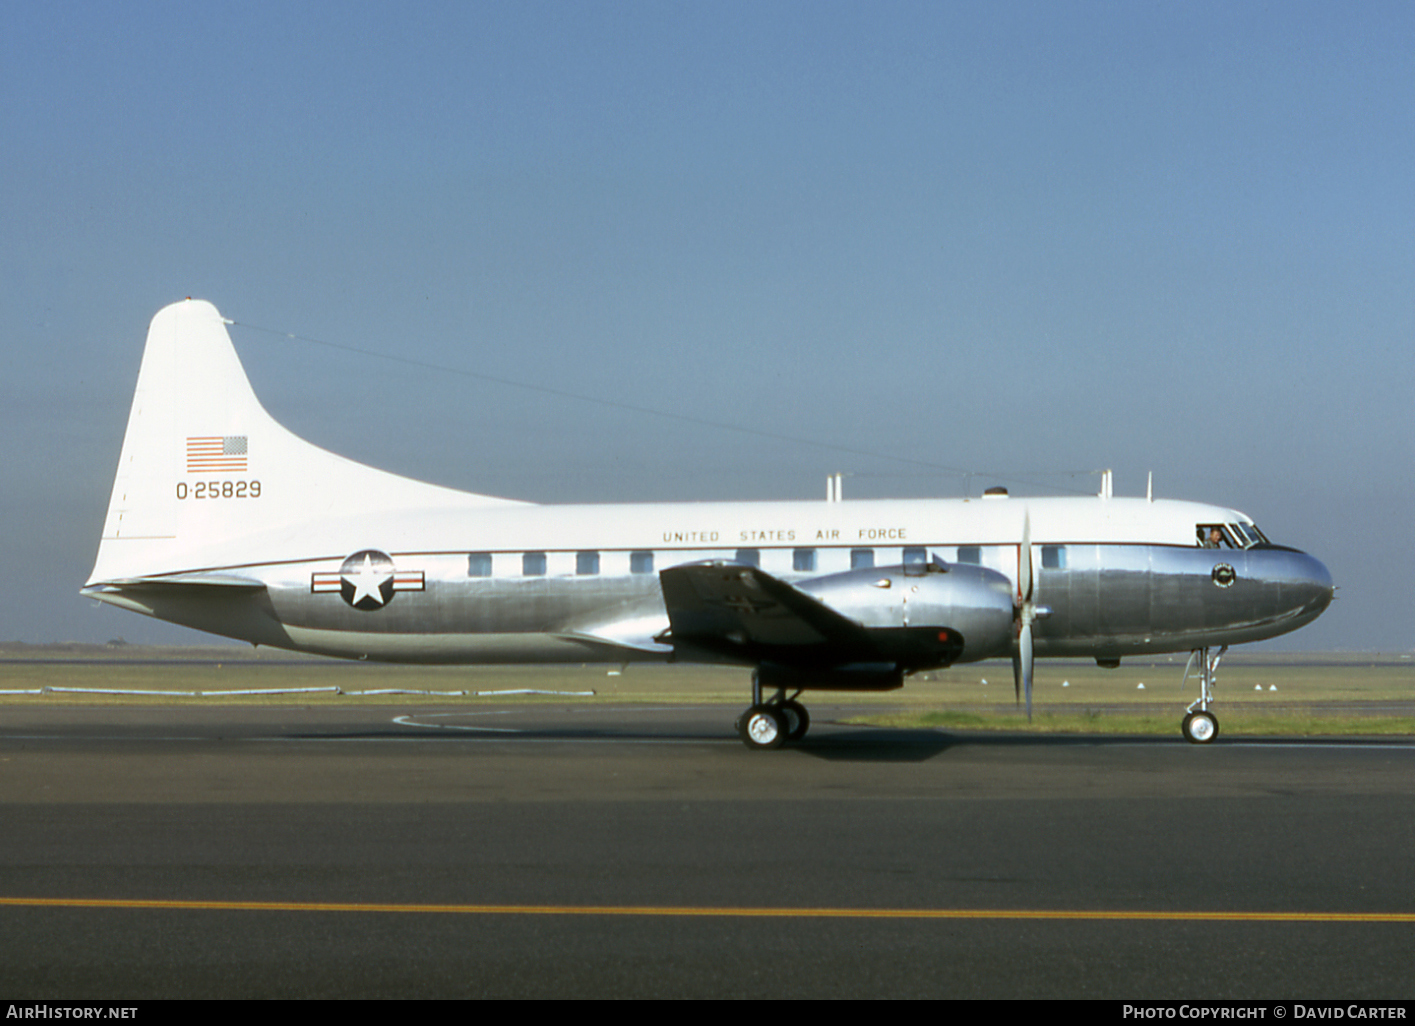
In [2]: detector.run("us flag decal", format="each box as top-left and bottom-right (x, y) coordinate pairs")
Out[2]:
(187, 436), (248, 473)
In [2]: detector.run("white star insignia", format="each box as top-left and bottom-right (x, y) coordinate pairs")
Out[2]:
(344, 553), (392, 607)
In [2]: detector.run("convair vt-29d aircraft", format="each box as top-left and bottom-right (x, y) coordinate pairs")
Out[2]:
(84, 300), (1334, 748)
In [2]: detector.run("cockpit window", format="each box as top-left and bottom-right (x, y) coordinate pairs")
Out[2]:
(1232, 522), (1268, 548)
(1197, 525), (1233, 549)
(1197, 523), (1268, 549)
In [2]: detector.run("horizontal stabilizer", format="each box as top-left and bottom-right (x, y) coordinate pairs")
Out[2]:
(83, 571), (267, 592)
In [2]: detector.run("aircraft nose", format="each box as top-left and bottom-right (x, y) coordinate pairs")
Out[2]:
(1273, 548), (1335, 623)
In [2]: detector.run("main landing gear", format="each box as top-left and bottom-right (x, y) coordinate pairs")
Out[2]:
(1181, 645), (1227, 744)
(737, 672), (811, 750)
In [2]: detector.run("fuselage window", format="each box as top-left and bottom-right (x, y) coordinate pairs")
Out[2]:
(851, 548), (875, 569)
(735, 548), (761, 568)
(1041, 545), (1067, 570)
(576, 551), (600, 576)
(793, 548), (817, 572)
(957, 546), (981, 565)
(522, 551), (547, 576)
(903, 547), (927, 568)
(630, 551), (654, 574)
(468, 552), (493, 577)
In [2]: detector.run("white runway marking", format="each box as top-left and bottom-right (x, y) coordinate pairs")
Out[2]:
(386, 709), (741, 744)
(393, 711), (522, 733)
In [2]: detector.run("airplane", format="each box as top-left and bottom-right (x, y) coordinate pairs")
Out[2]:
(83, 299), (1335, 748)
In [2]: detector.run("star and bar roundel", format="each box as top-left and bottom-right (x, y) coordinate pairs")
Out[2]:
(311, 550), (425, 611)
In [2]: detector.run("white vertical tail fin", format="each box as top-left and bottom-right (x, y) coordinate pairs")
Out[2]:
(87, 299), (523, 585)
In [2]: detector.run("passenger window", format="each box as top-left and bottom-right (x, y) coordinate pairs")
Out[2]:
(522, 552), (547, 576)
(630, 551), (654, 574)
(851, 548), (875, 570)
(957, 546), (981, 565)
(576, 551), (599, 576)
(735, 548), (761, 568)
(1041, 545), (1066, 570)
(467, 552), (492, 577)
(793, 548), (817, 572)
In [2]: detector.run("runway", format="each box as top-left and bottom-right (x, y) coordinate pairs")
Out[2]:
(1, 703), (1413, 998)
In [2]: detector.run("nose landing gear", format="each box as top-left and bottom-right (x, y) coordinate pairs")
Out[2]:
(1181, 645), (1226, 744)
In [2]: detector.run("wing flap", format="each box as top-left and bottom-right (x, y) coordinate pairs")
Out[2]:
(553, 594), (673, 656)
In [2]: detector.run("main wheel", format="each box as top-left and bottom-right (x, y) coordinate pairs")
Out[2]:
(739, 705), (786, 750)
(778, 699), (810, 742)
(1182, 710), (1219, 744)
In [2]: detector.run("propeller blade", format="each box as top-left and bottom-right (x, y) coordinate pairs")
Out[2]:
(1018, 511), (1032, 604)
(1012, 645), (1023, 706)
(1013, 510), (1035, 721)
(1020, 620), (1033, 721)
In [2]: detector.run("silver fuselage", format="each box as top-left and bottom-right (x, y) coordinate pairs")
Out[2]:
(93, 525), (1333, 667)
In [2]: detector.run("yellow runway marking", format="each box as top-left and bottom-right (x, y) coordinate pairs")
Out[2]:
(1, 897), (1412, 922)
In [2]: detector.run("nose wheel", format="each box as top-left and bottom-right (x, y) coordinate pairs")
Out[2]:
(1181, 709), (1219, 744)
(1181, 646), (1226, 744)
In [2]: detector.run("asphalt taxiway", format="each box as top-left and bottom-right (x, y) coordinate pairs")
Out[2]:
(1, 703), (1413, 998)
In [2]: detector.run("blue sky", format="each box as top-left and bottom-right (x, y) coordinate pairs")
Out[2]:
(3, 1), (1411, 650)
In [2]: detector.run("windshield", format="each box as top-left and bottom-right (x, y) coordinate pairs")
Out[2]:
(1231, 522), (1268, 548)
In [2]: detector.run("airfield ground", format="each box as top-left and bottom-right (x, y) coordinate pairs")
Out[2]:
(3, 644), (1413, 997)
(2, 644), (1412, 737)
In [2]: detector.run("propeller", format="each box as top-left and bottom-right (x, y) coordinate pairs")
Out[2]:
(1012, 511), (1036, 721)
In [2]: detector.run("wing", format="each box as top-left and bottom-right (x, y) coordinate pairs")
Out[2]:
(553, 594), (673, 656)
(658, 562), (962, 676)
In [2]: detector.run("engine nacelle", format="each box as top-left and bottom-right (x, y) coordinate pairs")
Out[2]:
(798, 561), (1015, 664)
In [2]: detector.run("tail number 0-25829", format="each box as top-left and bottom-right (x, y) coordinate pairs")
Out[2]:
(176, 481), (262, 499)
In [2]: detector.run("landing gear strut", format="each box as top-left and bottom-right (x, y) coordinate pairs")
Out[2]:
(737, 671), (810, 750)
(1181, 645), (1226, 744)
